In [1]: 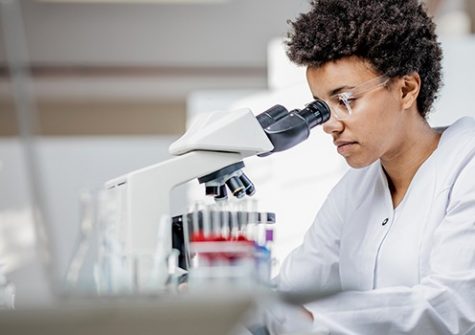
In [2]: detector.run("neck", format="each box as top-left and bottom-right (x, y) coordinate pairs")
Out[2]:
(380, 114), (441, 206)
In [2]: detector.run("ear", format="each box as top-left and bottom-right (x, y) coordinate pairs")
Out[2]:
(400, 72), (421, 110)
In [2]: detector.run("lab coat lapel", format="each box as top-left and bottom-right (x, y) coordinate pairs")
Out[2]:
(405, 151), (440, 278)
(339, 163), (394, 290)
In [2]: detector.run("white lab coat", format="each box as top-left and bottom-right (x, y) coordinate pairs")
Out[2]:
(276, 117), (475, 334)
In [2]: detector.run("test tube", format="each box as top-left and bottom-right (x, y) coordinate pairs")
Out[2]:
(230, 202), (239, 239)
(262, 211), (275, 283)
(181, 212), (191, 269)
(210, 203), (220, 239)
(166, 249), (180, 292)
(246, 198), (259, 242)
(221, 205), (230, 240)
(191, 202), (200, 239)
(202, 203), (211, 238)
(238, 200), (247, 238)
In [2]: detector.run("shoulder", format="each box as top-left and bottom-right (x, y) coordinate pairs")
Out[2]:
(437, 117), (475, 155)
(439, 117), (475, 147)
(435, 117), (475, 188)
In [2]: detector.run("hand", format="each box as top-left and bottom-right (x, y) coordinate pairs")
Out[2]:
(177, 282), (188, 292)
(263, 302), (314, 335)
(301, 306), (314, 321)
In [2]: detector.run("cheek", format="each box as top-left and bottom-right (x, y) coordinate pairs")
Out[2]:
(345, 104), (395, 167)
(359, 94), (399, 140)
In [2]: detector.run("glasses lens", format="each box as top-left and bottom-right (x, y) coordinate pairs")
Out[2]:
(326, 75), (389, 120)
(329, 96), (351, 120)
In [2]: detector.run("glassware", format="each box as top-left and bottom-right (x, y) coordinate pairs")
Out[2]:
(65, 185), (186, 296)
(93, 188), (176, 295)
(183, 200), (276, 290)
(64, 189), (100, 294)
(0, 270), (15, 309)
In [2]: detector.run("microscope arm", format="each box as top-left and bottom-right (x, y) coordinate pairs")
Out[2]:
(106, 151), (247, 254)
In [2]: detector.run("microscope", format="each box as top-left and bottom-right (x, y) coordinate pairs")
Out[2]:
(105, 100), (330, 291)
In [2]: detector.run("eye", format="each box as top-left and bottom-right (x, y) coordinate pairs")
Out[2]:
(337, 93), (355, 106)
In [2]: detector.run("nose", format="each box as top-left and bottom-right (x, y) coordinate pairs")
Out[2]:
(322, 111), (344, 135)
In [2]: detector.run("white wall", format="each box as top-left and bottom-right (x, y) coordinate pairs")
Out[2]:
(0, 0), (310, 67)
(429, 36), (475, 126)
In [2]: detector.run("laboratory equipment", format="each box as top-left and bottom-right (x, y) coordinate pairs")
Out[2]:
(65, 191), (98, 292)
(170, 202), (276, 288)
(104, 100), (330, 291)
(0, 271), (15, 309)
(171, 209), (275, 270)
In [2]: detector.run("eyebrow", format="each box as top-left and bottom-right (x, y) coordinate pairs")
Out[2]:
(312, 85), (355, 100)
(329, 85), (354, 96)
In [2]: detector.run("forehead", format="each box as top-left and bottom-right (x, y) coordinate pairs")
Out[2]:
(306, 57), (378, 97)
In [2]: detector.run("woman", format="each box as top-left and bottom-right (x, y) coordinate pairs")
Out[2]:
(275, 0), (475, 333)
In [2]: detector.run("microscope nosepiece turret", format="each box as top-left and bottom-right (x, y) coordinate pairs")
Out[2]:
(198, 161), (255, 201)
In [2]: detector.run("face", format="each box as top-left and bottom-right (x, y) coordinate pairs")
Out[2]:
(307, 57), (406, 168)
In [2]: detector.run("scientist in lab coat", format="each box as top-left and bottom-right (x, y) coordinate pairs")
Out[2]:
(274, 0), (475, 334)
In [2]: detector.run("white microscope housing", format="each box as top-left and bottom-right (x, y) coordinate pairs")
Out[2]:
(105, 108), (273, 291)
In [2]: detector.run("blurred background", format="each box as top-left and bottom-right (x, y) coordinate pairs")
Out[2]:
(1, 0), (475, 308)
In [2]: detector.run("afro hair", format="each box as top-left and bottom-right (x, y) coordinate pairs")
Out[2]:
(286, 0), (443, 118)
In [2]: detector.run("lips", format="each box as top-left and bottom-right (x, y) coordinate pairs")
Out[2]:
(334, 140), (358, 155)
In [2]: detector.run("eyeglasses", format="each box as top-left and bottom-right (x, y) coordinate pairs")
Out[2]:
(326, 75), (390, 120)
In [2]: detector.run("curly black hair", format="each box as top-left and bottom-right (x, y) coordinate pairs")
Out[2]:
(286, 0), (443, 118)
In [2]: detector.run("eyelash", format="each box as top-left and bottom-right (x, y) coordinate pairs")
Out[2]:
(338, 94), (356, 106)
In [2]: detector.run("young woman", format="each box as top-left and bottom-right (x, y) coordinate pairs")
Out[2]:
(275, 0), (475, 333)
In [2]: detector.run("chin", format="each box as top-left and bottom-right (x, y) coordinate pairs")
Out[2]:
(345, 156), (377, 169)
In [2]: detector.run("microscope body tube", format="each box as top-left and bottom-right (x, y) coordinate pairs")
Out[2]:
(256, 99), (330, 157)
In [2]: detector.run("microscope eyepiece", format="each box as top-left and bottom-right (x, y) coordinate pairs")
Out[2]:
(296, 99), (331, 128)
(256, 99), (331, 157)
